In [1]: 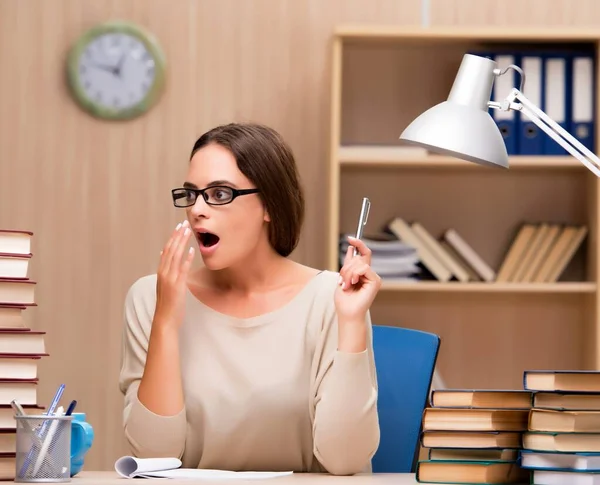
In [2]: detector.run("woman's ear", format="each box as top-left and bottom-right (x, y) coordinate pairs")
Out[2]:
(264, 209), (271, 223)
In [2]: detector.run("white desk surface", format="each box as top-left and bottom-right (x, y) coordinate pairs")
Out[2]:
(70, 471), (427, 484)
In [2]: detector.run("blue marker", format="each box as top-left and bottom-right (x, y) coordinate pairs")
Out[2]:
(44, 384), (65, 417)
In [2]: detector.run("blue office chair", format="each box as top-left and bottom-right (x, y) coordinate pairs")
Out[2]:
(370, 324), (441, 474)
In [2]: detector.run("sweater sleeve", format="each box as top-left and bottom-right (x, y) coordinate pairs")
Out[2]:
(118, 275), (188, 459)
(311, 303), (380, 475)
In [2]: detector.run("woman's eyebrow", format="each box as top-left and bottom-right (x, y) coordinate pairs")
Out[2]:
(182, 180), (239, 189)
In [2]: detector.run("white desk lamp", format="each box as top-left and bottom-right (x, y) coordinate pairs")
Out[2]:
(399, 53), (600, 177)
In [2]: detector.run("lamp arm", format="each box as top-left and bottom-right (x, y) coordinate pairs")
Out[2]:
(492, 87), (600, 177)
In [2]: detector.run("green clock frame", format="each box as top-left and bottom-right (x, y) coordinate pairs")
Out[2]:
(66, 20), (166, 121)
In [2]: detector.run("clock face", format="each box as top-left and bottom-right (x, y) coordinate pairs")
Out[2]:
(78, 33), (156, 111)
(67, 22), (165, 120)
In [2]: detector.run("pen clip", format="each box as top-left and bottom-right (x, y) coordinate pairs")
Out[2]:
(362, 200), (370, 226)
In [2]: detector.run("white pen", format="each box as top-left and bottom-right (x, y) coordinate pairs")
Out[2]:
(353, 197), (371, 257)
(32, 406), (64, 476)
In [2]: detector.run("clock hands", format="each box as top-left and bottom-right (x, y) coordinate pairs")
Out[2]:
(89, 54), (127, 78)
(89, 61), (119, 76)
(114, 53), (127, 77)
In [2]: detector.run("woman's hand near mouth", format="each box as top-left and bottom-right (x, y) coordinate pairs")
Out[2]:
(136, 219), (195, 418)
(155, 219), (196, 330)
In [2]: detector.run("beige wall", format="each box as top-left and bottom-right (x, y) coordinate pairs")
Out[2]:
(0, 0), (598, 471)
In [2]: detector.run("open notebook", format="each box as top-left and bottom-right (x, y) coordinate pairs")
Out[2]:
(115, 456), (294, 480)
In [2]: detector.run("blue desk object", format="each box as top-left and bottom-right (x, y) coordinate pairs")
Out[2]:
(371, 325), (441, 474)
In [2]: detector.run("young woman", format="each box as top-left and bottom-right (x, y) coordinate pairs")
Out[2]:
(118, 123), (382, 475)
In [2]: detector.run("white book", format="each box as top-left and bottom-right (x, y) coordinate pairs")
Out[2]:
(533, 469), (600, 485)
(115, 456), (293, 480)
(522, 450), (600, 471)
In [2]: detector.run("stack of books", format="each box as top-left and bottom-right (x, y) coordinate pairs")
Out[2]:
(0, 229), (46, 480)
(496, 223), (588, 283)
(338, 232), (420, 280)
(417, 389), (532, 484)
(384, 218), (496, 283)
(520, 370), (600, 484)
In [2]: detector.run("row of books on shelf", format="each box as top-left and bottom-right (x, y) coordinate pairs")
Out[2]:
(419, 369), (600, 484)
(0, 229), (47, 480)
(471, 47), (595, 157)
(339, 218), (587, 283)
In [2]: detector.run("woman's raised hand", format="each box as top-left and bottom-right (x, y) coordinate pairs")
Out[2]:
(154, 219), (195, 329)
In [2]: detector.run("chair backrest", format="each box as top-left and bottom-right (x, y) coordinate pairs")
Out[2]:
(370, 324), (441, 473)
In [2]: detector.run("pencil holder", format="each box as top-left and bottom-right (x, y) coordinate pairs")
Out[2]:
(15, 415), (73, 483)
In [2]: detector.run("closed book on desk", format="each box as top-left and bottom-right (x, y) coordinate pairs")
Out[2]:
(0, 354), (45, 380)
(0, 379), (38, 406)
(0, 279), (35, 306)
(0, 230), (32, 256)
(520, 449), (600, 471)
(416, 459), (529, 484)
(421, 431), (522, 449)
(0, 305), (27, 330)
(524, 370), (600, 392)
(430, 389), (533, 409)
(529, 409), (600, 433)
(0, 253), (31, 280)
(0, 330), (45, 355)
(532, 469), (600, 485)
(428, 448), (518, 462)
(523, 432), (600, 453)
(422, 408), (529, 432)
(534, 392), (600, 410)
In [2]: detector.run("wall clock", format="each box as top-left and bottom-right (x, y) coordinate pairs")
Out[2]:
(66, 21), (166, 121)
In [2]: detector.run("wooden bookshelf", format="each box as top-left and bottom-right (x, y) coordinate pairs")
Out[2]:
(339, 146), (584, 169)
(380, 281), (597, 293)
(327, 26), (600, 390)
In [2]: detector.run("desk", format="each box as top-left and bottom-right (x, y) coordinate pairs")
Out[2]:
(70, 471), (424, 484)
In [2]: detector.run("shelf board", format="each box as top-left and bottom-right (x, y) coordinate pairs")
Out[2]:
(379, 281), (597, 293)
(337, 146), (581, 169)
(334, 25), (600, 42)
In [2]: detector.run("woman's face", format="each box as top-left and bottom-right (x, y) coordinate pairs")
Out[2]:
(184, 143), (269, 270)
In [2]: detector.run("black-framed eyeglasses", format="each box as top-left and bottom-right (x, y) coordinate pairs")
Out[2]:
(171, 186), (260, 207)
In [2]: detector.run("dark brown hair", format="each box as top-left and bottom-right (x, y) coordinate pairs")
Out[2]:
(190, 122), (305, 257)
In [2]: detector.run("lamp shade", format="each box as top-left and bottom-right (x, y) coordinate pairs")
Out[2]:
(399, 54), (509, 169)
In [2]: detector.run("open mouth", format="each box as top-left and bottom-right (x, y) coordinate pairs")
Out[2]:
(197, 231), (220, 248)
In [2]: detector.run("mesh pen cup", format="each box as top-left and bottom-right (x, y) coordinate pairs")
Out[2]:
(15, 414), (73, 483)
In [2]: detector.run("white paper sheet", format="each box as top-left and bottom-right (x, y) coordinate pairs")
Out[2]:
(115, 455), (294, 480)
